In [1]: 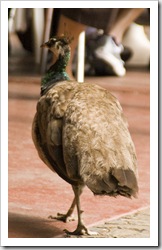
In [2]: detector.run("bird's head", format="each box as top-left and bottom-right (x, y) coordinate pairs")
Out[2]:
(41, 34), (73, 58)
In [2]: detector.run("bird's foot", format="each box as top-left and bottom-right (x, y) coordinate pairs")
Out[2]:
(64, 224), (98, 236)
(48, 213), (75, 223)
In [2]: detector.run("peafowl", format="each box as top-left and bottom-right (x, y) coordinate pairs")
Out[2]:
(32, 34), (138, 235)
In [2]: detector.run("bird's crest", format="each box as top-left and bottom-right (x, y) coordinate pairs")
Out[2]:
(60, 22), (74, 44)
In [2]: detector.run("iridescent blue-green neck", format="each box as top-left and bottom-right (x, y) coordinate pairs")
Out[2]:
(41, 49), (70, 90)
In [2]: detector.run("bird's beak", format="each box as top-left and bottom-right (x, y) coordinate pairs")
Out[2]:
(40, 42), (49, 48)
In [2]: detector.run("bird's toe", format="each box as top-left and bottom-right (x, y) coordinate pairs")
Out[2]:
(48, 213), (75, 223)
(64, 224), (98, 236)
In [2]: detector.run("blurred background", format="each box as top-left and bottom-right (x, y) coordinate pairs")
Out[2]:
(8, 8), (150, 78)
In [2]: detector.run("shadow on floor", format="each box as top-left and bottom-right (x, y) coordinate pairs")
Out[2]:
(8, 212), (63, 238)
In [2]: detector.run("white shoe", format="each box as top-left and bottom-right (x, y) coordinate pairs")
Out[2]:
(93, 35), (126, 77)
(122, 23), (150, 67)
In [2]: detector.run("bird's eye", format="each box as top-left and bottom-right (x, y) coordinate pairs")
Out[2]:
(50, 38), (56, 45)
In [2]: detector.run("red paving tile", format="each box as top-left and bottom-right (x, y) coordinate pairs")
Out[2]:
(8, 71), (150, 238)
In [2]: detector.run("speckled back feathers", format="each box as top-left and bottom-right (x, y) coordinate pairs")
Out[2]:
(32, 80), (138, 197)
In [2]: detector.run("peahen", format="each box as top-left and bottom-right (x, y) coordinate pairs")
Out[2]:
(32, 34), (138, 235)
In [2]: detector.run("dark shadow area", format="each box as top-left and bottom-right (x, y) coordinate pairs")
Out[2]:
(8, 212), (63, 238)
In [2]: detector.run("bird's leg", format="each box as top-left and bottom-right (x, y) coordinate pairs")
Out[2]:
(48, 196), (76, 222)
(64, 185), (91, 235)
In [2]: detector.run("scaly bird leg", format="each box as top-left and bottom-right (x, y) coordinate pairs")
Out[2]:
(64, 185), (92, 235)
(48, 196), (76, 222)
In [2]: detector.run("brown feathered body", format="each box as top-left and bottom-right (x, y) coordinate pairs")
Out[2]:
(32, 35), (138, 235)
(32, 80), (138, 198)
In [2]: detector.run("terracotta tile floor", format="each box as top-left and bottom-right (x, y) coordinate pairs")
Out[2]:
(8, 33), (150, 238)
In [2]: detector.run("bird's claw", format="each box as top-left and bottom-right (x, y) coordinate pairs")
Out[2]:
(48, 213), (75, 223)
(64, 224), (98, 236)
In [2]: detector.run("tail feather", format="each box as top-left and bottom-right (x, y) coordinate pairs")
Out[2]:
(111, 168), (138, 192)
(84, 168), (138, 198)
